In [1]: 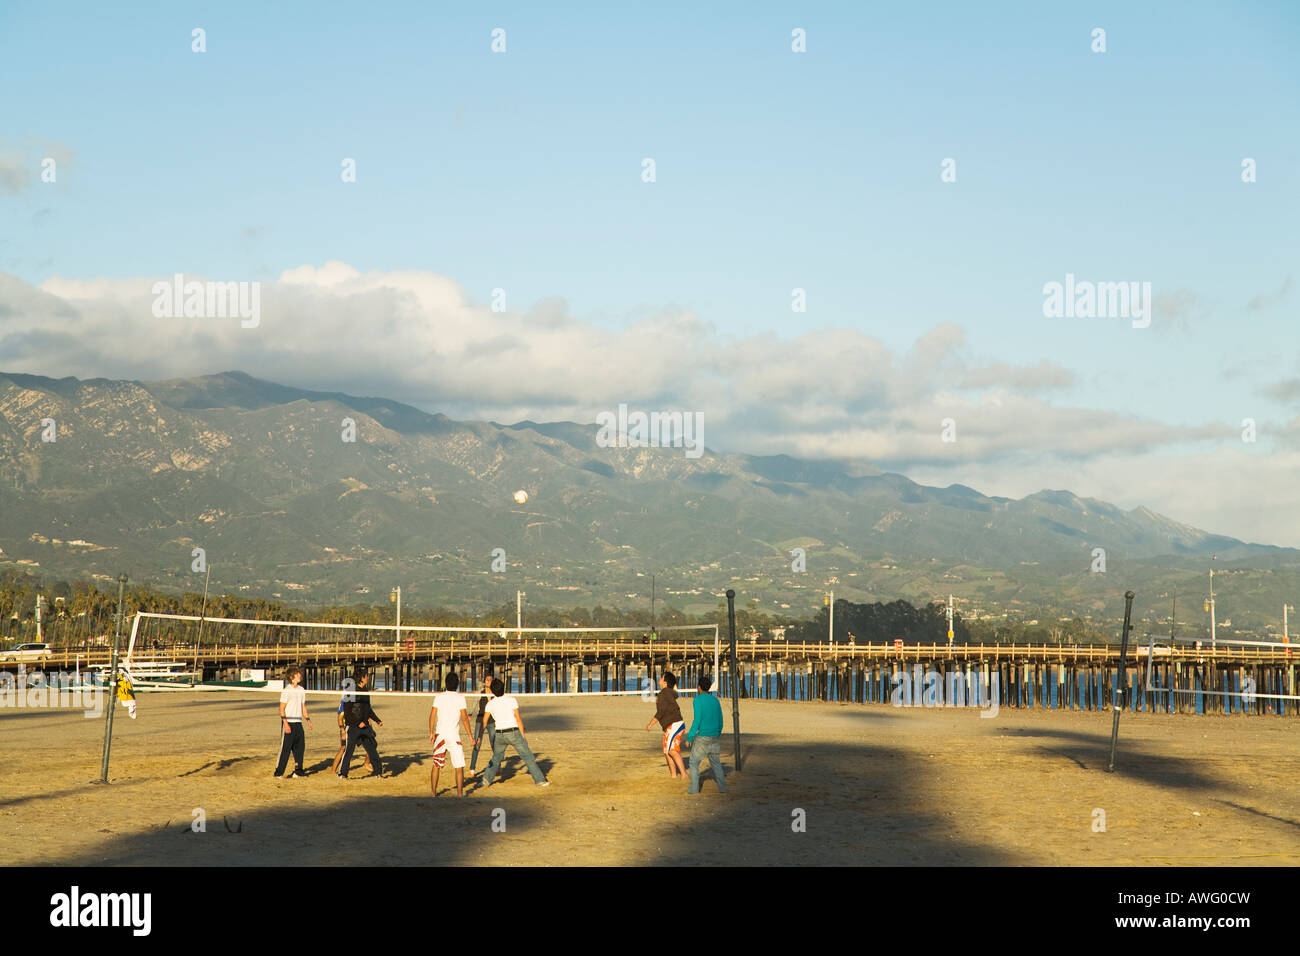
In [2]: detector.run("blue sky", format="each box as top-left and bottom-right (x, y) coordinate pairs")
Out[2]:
(2, 1), (1298, 543)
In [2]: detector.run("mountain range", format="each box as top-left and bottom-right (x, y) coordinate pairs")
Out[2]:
(1, 370), (1295, 631)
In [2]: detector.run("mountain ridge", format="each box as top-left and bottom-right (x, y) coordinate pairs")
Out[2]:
(1, 370), (1293, 628)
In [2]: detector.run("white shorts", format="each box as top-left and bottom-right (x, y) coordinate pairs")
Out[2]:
(432, 733), (465, 769)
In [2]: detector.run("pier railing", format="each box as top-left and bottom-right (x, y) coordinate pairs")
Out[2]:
(9, 640), (1295, 671)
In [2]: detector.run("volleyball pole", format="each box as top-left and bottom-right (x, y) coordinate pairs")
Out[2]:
(726, 589), (741, 772)
(1106, 590), (1135, 773)
(99, 574), (128, 784)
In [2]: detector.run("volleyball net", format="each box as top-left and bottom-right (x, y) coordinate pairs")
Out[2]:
(120, 611), (722, 699)
(1159, 636), (1300, 702)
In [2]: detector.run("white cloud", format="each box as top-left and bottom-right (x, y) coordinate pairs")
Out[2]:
(909, 446), (1300, 548)
(0, 263), (1291, 544)
(1246, 276), (1292, 311)
(0, 139), (74, 195)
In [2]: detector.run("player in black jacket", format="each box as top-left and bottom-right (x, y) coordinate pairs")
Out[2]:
(338, 668), (383, 778)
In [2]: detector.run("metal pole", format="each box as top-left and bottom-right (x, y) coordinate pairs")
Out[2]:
(713, 624), (720, 682)
(1143, 630), (1154, 711)
(827, 591), (834, 647)
(1285, 604), (1293, 664)
(99, 574), (128, 784)
(1209, 565), (1216, 650)
(1106, 590), (1136, 773)
(651, 574), (656, 639)
(726, 589), (741, 772)
(193, 564), (210, 684)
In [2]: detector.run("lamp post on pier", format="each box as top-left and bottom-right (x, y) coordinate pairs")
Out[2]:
(390, 586), (401, 649)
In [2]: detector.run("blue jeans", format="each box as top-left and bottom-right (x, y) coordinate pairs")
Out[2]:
(470, 717), (495, 771)
(482, 728), (546, 785)
(687, 736), (727, 793)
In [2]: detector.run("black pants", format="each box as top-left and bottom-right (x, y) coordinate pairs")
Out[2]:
(340, 725), (380, 777)
(275, 722), (305, 775)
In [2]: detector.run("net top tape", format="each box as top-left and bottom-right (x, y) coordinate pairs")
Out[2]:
(128, 682), (699, 698)
(133, 613), (717, 635)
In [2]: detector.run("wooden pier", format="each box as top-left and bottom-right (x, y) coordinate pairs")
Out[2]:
(16, 639), (1297, 717)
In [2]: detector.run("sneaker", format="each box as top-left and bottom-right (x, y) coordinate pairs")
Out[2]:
(287, 769), (306, 779)
(537, 781), (550, 788)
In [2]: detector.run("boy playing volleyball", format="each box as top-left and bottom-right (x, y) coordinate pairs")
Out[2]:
(275, 667), (313, 778)
(645, 671), (687, 779)
(430, 672), (474, 797)
(332, 698), (373, 775)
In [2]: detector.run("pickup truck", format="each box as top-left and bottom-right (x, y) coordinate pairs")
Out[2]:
(1, 642), (53, 662)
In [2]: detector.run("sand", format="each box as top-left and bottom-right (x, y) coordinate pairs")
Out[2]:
(2, 690), (1297, 866)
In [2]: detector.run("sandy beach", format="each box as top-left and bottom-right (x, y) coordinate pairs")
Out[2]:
(3, 690), (1297, 866)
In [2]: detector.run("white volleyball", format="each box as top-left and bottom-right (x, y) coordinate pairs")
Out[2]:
(513, 489), (528, 504)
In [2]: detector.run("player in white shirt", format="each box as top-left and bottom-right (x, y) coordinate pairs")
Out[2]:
(480, 678), (549, 788)
(275, 666), (313, 778)
(429, 671), (474, 797)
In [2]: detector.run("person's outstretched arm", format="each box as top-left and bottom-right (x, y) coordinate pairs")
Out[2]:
(646, 694), (664, 731)
(514, 708), (525, 737)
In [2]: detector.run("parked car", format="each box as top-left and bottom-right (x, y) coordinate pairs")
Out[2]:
(1136, 641), (1172, 658)
(2, 642), (52, 662)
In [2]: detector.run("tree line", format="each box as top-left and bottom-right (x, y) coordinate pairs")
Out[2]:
(1, 568), (1116, 649)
